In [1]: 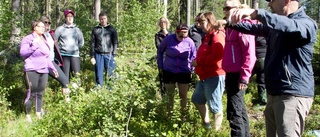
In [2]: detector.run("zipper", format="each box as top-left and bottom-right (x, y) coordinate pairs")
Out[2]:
(231, 45), (235, 63)
(101, 28), (105, 52)
(284, 64), (292, 85)
(227, 29), (235, 63)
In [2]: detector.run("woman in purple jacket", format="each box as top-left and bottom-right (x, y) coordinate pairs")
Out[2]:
(157, 23), (196, 118)
(20, 20), (58, 122)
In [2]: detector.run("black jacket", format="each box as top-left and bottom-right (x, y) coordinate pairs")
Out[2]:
(255, 36), (267, 58)
(90, 24), (118, 58)
(188, 25), (205, 49)
(155, 30), (172, 49)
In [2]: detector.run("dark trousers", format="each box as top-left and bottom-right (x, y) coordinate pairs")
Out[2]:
(49, 61), (69, 88)
(24, 71), (48, 114)
(251, 57), (266, 104)
(61, 56), (80, 80)
(226, 72), (250, 137)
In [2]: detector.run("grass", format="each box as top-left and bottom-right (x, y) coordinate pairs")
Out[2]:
(1, 74), (320, 137)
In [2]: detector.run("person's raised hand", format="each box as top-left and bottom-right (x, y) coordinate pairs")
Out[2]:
(214, 20), (227, 31)
(229, 8), (256, 24)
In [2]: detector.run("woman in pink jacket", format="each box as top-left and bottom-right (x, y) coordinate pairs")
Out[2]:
(222, 0), (256, 136)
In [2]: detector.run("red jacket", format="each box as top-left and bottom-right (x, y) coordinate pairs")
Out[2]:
(195, 30), (226, 80)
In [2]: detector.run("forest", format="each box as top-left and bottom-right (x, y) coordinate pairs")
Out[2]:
(0, 0), (320, 136)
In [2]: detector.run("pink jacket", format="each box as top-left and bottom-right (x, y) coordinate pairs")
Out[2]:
(222, 19), (256, 84)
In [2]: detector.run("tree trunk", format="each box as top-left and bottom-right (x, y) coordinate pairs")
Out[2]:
(10, 0), (21, 47)
(318, 1), (320, 23)
(94, 0), (101, 21)
(164, 0), (168, 17)
(116, 0), (119, 23)
(21, 1), (24, 27)
(178, 0), (181, 23)
(56, 0), (60, 26)
(46, 0), (51, 16)
(187, 0), (190, 26)
(195, 0), (199, 15)
(252, 0), (259, 9)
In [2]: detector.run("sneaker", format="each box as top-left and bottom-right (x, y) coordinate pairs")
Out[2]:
(41, 109), (45, 116)
(62, 88), (71, 95)
(204, 122), (212, 129)
(65, 95), (71, 102)
(36, 112), (42, 119)
(26, 115), (32, 123)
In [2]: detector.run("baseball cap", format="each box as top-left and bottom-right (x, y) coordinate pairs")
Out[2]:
(64, 9), (75, 17)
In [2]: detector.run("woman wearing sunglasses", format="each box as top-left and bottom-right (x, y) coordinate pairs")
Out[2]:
(40, 16), (71, 102)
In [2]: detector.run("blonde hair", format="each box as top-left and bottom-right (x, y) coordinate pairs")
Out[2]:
(158, 16), (170, 29)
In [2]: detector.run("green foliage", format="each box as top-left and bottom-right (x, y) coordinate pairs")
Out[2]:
(201, 0), (226, 20)
(0, 0), (13, 49)
(116, 0), (160, 54)
(303, 0), (320, 21)
(0, 0), (320, 136)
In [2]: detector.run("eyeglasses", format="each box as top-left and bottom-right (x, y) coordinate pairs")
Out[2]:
(223, 6), (237, 11)
(44, 21), (51, 25)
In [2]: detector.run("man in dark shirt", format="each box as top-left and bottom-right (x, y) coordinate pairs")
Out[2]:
(90, 11), (118, 89)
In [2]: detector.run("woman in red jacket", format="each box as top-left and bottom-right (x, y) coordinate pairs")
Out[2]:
(191, 11), (226, 130)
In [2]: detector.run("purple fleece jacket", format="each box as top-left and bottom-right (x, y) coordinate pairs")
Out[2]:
(20, 33), (57, 73)
(157, 34), (196, 73)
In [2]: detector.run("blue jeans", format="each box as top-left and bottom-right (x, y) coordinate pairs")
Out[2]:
(191, 75), (225, 113)
(94, 53), (116, 87)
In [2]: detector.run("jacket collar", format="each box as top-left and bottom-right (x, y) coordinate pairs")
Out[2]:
(98, 23), (110, 28)
(288, 7), (304, 18)
(63, 23), (76, 28)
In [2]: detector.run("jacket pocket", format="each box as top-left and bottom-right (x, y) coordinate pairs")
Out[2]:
(266, 64), (292, 88)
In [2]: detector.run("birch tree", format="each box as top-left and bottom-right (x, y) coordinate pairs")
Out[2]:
(10, 0), (21, 47)
(94, 0), (101, 21)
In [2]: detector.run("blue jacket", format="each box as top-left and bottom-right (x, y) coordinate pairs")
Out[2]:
(230, 8), (318, 97)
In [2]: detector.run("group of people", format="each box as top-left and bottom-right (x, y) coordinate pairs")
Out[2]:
(19, 0), (318, 136)
(20, 10), (118, 122)
(155, 0), (318, 136)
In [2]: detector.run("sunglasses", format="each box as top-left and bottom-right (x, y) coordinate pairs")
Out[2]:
(223, 6), (237, 11)
(44, 21), (51, 25)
